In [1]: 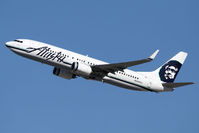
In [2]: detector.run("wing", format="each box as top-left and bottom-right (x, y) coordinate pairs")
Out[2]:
(92, 50), (159, 73)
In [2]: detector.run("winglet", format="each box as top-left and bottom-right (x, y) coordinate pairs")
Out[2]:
(149, 49), (159, 60)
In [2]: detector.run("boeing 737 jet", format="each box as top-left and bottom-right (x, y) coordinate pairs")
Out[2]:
(6, 39), (194, 92)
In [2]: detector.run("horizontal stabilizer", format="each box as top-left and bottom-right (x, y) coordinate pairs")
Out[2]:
(162, 82), (194, 88)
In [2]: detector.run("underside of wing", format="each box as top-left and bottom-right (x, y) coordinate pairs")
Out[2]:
(92, 50), (159, 73)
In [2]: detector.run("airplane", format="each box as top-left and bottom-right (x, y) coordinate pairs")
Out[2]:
(5, 39), (194, 92)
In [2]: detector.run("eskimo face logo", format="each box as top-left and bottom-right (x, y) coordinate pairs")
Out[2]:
(159, 60), (182, 82)
(164, 65), (178, 79)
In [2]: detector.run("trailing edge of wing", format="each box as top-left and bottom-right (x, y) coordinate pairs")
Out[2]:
(162, 82), (195, 88)
(92, 50), (159, 73)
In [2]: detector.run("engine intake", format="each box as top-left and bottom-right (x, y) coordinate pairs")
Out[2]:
(71, 62), (92, 77)
(53, 67), (76, 80)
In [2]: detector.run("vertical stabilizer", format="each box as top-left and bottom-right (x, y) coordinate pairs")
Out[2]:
(154, 52), (187, 83)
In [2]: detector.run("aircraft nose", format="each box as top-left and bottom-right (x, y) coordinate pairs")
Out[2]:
(5, 41), (13, 47)
(5, 42), (8, 47)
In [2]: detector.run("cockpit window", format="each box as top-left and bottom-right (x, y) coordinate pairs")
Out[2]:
(14, 40), (23, 43)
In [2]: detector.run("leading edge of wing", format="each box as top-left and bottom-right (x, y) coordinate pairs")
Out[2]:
(92, 50), (159, 73)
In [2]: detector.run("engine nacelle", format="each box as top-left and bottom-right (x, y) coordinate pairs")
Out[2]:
(53, 67), (76, 80)
(71, 62), (92, 77)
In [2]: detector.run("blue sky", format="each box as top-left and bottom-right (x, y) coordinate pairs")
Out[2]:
(0, 0), (198, 133)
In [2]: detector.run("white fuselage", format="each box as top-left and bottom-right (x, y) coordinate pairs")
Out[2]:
(6, 39), (164, 92)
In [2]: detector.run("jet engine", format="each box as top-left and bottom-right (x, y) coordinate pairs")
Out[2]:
(71, 62), (92, 77)
(53, 67), (76, 80)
